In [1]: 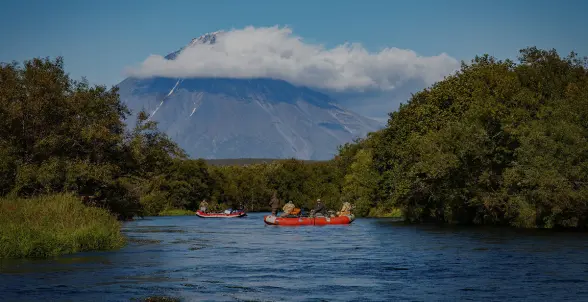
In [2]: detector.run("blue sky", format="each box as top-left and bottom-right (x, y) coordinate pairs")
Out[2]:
(1, 0), (586, 112)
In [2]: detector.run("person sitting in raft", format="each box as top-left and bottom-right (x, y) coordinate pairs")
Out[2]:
(337, 201), (353, 216)
(199, 199), (209, 213)
(312, 199), (326, 217)
(280, 201), (296, 217)
(297, 207), (307, 217)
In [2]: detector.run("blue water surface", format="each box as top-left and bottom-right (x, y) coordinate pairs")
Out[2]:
(1, 212), (588, 301)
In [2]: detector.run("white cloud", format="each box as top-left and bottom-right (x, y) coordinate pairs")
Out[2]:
(125, 25), (459, 92)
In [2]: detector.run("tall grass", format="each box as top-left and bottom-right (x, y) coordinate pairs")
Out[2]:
(0, 193), (125, 259)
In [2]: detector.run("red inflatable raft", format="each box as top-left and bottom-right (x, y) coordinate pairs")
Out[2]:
(263, 214), (355, 226)
(195, 210), (247, 218)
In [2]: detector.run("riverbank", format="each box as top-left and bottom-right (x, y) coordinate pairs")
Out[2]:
(0, 193), (125, 259)
(153, 206), (404, 219)
(368, 207), (403, 218)
(158, 209), (195, 216)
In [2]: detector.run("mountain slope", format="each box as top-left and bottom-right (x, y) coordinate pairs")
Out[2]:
(116, 34), (383, 160)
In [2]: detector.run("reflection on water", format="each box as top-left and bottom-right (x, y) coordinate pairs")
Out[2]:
(1, 213), (588, 301)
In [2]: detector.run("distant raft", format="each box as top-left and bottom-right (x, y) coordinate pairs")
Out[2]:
(263, 214), (355, 226)
(196, 210), (247, 218)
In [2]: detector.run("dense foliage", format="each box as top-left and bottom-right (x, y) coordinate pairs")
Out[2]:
(0, 57), (196, 218)
(0, 57), (343, 218)
(347, 47), (588, 228)
(207, 159), (344, 212)
(2, 47), (586, 230)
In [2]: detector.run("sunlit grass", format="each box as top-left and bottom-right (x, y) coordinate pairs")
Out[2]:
(0, 193), (125, 259)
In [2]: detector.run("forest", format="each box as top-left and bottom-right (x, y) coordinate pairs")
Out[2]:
(1, 45), (587, 249)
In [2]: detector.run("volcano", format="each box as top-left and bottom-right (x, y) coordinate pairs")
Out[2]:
(116, 32), (383, 160)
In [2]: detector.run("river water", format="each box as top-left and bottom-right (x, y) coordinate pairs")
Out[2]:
(1, 212), (588, 301)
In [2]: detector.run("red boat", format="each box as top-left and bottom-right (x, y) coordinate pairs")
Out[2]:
(263, 214), (355, 226)
(195, 210), (247, 218)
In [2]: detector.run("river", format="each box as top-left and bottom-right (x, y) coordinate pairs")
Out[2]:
(1, 212), (588, 301)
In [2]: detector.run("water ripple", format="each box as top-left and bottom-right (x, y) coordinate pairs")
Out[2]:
(1, 213), (588, 301)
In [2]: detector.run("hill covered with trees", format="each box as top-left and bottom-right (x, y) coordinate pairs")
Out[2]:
(344, 47), (588, 228)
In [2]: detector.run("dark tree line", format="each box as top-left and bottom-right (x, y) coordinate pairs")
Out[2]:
(0, 57), (345, 218)
(0, 57), (187, 218)
(347, 47), (588, 228)
(2, 47), (587, 229)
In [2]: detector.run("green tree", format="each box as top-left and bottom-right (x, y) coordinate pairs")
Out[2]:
(0, 57), (192, 219)
(341, 149), (378, 216)
(339, 47), (588, 228)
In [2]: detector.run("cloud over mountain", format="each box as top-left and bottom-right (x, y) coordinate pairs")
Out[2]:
(125, 26), (459, 92)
